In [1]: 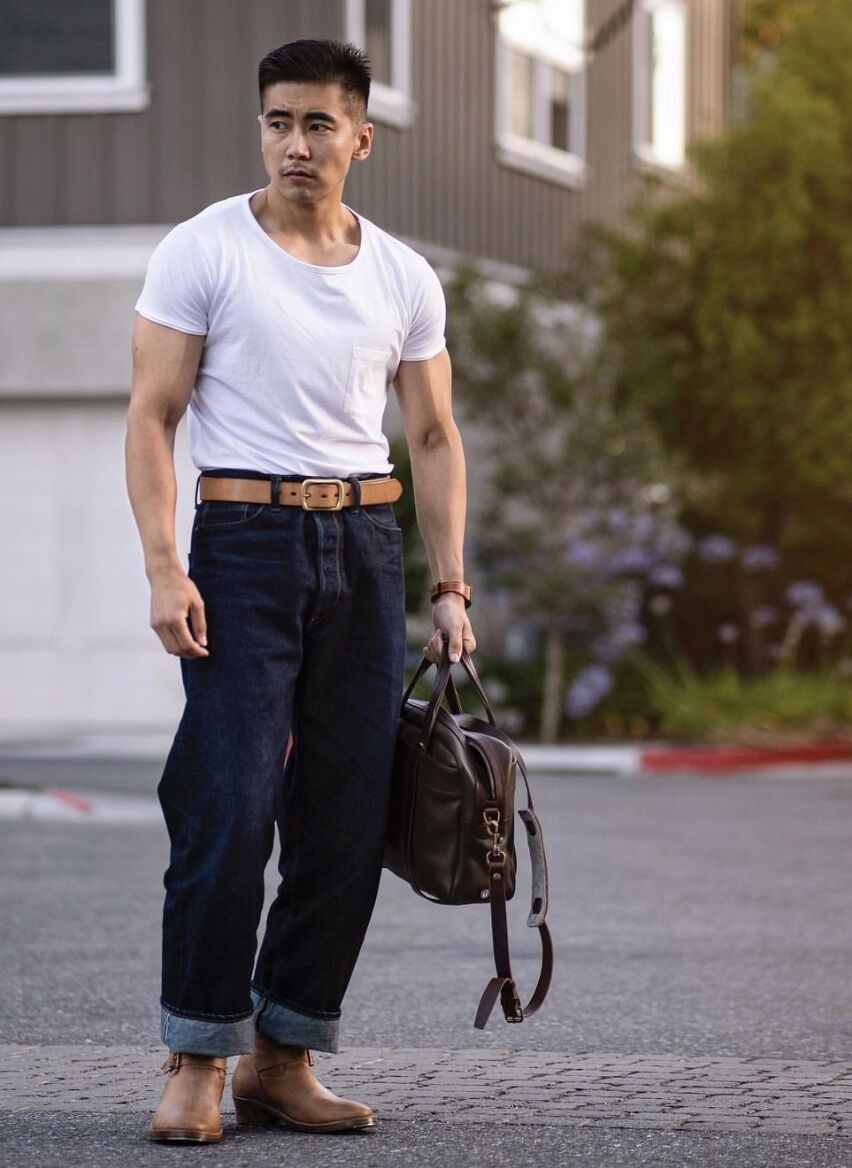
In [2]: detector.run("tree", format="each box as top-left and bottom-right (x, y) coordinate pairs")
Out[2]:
(445, 268), (685, 741)
(590, 0), (852, 548)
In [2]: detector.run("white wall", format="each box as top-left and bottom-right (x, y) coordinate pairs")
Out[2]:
(0, 228), (197, 737)
(0, 400), (198, 735)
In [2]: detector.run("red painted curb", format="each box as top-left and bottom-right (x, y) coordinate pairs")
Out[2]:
(640, 742), (852, 773)
(43, 788), (94, 812)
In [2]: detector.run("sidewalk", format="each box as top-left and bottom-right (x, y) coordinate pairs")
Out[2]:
(3, 1043), (850, 1136)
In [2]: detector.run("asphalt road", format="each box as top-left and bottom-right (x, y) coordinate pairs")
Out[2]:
(2, 765), (851, 1166)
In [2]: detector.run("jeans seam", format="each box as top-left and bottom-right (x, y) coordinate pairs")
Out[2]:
(250, 984), (342, 1022)
(161, 998), (254, 1022)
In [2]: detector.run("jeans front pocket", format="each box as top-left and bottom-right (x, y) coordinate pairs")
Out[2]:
(193, 501), (267, 531)
(360, 501), (403, 534)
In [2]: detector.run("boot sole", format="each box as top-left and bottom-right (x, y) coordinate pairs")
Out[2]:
(233, 1095), (376, 1133)
(148, 1127), (224, 1143)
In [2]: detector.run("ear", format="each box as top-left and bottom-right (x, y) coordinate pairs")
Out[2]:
(351, 121), (373, 162)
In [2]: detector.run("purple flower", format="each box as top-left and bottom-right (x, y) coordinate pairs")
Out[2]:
(564, 664), (614, 719)
(748, 605), (778, 629)
(648, 563), (684, 589)
(814, 604), (845, 637)
(605, 508), (631, 534)
(563, 538), (599, 568)
(630, 512), (656, 542)
(592, 622), (647, 663)
(741, 544), (780, 572)
(605, 546), (656, 576)
(786, 580), (824, 612)
(697, 534), (737, 563)
(717, 622), (741, 644)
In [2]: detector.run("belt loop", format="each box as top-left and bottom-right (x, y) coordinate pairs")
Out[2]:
(346, 474), (362, 512)
(194, 472), (202, 508)
(270, 474), (281, 509)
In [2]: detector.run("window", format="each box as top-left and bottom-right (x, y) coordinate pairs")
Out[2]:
(495, 0), (587, 188)
(345, 0), (415, 128)
(633, 0), (687, 169)
(0, 0), (147, 114)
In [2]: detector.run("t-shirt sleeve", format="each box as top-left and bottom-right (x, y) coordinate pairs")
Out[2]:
(134, 224), (213, 335)
(400, 258), (447, 361)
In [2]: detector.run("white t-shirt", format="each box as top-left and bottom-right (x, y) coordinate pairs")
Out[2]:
(134, 189), (447, 476)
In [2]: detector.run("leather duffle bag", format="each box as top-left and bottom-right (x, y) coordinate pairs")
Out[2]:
(383, 642), (553, 1029)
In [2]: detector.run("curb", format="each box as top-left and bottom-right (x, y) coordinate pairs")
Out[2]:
(520, 741), (852, 775)
(0, 787), (161, 823)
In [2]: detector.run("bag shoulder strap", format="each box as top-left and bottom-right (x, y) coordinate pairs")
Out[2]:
(467, 734), (554, 1029)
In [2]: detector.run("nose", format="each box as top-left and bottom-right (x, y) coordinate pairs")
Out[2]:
(286, 126), (310, 159)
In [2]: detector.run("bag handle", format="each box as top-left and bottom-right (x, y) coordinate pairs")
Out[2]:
(400, 643), (497, 749)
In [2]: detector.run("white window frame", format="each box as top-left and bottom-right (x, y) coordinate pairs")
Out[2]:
(0, 0), (148, 115)
(632, 0), (687, 171)
(494, 0), (587, 189)
(345, 0), (416, 129)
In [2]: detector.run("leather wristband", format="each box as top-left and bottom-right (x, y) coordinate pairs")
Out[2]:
(430, 579), (472, 608)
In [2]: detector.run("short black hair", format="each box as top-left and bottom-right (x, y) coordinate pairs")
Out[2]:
(258, 39), (371, 125)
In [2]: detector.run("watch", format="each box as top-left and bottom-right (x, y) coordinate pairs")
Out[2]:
(429, 579), (472, 608)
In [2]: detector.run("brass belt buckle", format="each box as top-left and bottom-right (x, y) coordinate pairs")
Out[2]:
(300, 477), (346, 511)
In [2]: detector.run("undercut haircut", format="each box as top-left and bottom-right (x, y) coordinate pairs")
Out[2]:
(258, 38), (371, 125)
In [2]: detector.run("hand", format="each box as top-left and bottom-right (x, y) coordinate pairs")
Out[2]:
(422, 594), (477, 665)
(149, 567), (210, 659)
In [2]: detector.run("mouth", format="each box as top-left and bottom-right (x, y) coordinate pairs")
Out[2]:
(283, 171), (315, 179)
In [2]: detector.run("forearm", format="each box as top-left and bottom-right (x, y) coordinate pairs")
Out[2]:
(125, 405), (183, 580)
(408, 424), (467, 583)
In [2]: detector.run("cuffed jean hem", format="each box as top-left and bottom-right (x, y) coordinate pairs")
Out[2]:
(160, 1005), (256, 1057)
(251, 988), (340, 1054)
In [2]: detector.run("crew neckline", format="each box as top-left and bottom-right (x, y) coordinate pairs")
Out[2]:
(242, 188), (367, 275)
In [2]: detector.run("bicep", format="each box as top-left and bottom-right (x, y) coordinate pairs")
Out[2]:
(130, 314), (205, 429)
(393, 348), (454, 448)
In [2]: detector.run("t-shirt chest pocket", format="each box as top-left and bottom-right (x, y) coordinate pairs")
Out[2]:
(343, 346), (392, 418)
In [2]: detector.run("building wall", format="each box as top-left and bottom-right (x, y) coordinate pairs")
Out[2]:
(0, 0), (734, 267)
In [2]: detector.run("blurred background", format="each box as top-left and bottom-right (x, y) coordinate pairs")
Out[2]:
(1, 0), (849, 749)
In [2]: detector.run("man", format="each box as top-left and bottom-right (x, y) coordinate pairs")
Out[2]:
(125, 38), (475, 1144)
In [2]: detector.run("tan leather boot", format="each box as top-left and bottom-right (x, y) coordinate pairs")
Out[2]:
(232, 1032), (376, 1132)
(149, 1052), (228, 1143)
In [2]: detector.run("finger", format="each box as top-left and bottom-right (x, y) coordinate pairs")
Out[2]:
(170, 617), (209, 659)
(448, 635), (462, 664)
(188, 596), (207, 648)
(157, 627), (181, 657)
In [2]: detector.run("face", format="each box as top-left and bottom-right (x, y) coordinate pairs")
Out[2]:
(258, 81), (373, 204)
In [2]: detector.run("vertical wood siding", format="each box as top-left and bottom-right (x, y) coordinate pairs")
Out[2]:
(0, 0), (732, 272)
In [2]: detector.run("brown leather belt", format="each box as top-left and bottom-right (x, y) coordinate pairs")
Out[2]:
(198, 474), (403, 511)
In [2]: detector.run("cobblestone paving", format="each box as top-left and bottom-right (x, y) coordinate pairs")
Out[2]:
(2, 1045), (850, 1136)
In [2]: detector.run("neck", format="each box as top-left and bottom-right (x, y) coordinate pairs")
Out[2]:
(257, 184), (352, 243)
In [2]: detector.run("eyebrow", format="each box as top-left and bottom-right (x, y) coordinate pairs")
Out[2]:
(263, 108), (338, 123)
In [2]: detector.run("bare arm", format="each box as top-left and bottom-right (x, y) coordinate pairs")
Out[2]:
(394, 348), (476, 664)
(125, 314), (209, 658)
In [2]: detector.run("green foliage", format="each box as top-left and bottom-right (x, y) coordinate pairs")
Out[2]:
(594, 0), (852, 544)
(637, 659), (852, 742)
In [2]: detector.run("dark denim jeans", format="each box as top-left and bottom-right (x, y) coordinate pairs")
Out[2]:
(157, 471), (407, 1056)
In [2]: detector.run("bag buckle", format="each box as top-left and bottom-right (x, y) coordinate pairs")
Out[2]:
(300, 477), (346, 511)
(484, 807), (505, 870)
